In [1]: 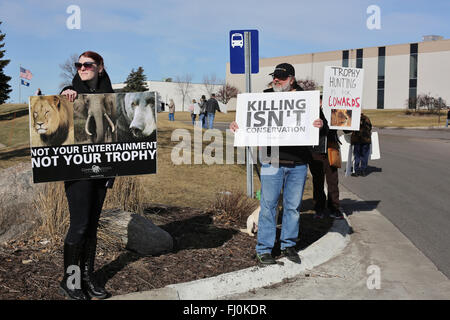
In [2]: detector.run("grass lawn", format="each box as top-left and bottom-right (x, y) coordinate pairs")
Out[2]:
(171, 109), (448, 128)
(162, 110), (236, 123)
(0, 115), (30, 149)
(363, 109), (448, 127)
(0, 103), (28, 115)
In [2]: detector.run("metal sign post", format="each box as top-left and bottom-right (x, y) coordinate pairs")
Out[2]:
(345, 145), (353, 177)
(244, 31), (254, 198)
(229, 29), (258, 197)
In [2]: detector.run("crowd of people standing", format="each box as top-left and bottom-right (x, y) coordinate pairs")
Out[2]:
(185, 93), (222, 128)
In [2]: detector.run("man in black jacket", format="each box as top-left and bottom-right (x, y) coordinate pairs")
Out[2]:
(230, 63), (327, 265)
(206, 93), (220, 129)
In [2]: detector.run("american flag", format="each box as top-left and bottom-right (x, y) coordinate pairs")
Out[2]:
(20, 67), (33, 80)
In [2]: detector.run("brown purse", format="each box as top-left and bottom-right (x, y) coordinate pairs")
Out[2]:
(327, 141), (342, 168)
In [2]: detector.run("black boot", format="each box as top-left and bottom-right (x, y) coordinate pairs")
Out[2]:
(59, 242), (89, 300)
(81, 237), (110, 299)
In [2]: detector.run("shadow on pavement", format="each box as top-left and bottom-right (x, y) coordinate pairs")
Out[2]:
(341, 198), (381, 216)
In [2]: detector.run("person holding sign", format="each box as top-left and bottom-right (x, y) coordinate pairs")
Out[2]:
(59, 51), (114, 300)
(310, 95), (344, 220)
(230, 63), (327, 265)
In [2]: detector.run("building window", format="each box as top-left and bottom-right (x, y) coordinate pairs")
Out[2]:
(409, 43), (418, 109)
(356, 49), (363, 68)
(377, 47), (385, 109)
(342, 50), (349, 67)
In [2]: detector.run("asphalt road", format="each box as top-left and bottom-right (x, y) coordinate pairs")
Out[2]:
(339, 128), (450, 278)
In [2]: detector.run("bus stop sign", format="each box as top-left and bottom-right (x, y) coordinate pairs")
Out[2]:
(229, 29), (259, 74)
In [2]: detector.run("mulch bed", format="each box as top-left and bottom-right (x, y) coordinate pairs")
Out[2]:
(0, 204), (333, 300)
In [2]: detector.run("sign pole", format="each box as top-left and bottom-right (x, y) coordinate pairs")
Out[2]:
(345, 144), (353, 177)
(244, 31), (254, 198)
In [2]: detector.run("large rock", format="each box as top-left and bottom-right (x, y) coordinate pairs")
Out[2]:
(0, 162), (43, 243)
(100, 209), (173, 256)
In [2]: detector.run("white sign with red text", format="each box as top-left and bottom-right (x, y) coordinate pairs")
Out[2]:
(323, 66), (364, 131)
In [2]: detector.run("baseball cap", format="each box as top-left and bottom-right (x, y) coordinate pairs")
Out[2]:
(269, 63), (295, 79)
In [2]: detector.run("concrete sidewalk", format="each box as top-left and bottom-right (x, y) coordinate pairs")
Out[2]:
(224, 185), (450, 299)
(110, 185), (450, 300)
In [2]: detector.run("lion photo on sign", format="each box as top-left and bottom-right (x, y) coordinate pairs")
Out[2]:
(29, 95), (74, 147)
(331, 109), (352, 127)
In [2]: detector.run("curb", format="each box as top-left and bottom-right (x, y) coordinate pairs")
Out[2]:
(376, 126), (449, 130)
(109, 217), (351, 300)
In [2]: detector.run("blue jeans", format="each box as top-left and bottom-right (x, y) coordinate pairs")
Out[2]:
(199, 113), (207, 128)
(256, 163), (307, 255)
(353, 143), (370, 172)
(191, 113), (197, 125)
(446, 119), (449, 127)
(207, 113), (215, 129)
(169, 113), (174, 121)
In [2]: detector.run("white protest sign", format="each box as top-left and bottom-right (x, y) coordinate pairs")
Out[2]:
(339, 131), (381, 162)
(233, 91), (320, 147)
(323, 66), (364, 131)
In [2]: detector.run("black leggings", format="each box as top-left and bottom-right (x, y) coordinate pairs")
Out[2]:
(64, 179), (108, 245)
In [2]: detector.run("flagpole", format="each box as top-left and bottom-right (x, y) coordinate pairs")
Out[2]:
(19, 64), (21, 104)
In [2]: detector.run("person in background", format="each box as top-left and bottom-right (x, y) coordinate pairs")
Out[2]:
(199, 95), (208, 129)
(351, 113), (372, 177)
(206, 93), (221, 129)
(35, 88), (42, 96)
(446, 107), (450, 128)
(309, 94), (344, 220)
(59, 51), (114, 300)
(189, 98), (200, 125)
(168, 99), (175, 121)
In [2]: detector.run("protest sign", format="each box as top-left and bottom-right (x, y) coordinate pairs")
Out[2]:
(233, 91), (320, 147)
(339, 131), (381, 162)
(28, 92), (157, 183)
(322, 66), (364, 131)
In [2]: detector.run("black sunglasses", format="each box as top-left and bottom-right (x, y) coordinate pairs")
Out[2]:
(272, 74), (289, 81)
(74, 62), (97, 70)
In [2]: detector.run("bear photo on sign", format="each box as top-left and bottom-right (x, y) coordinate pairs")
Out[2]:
(115, 92), (157, 142)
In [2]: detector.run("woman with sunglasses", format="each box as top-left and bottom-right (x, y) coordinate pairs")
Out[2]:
(59, 51), (114, 300)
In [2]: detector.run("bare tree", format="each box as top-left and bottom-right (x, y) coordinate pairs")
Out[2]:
(59, 53), (78, 89)
(216, 83), (240, 104)
(202, 73), (222, 97)
(297, 79), (319, 91)
(175, 74), (193, 111)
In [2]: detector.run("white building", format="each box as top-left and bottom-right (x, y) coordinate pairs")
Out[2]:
(112, 81), (223, 112)
(226, 37), (450, 110)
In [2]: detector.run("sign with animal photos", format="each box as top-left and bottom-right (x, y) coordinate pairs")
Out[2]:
(28, 92), (158, 183)
(322, 66), (364, 131)
(233, 90), (320, 147)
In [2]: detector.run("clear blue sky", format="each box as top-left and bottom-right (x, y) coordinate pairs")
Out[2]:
(1, 0), (449, 103)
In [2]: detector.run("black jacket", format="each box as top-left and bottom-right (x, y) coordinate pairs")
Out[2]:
(263, 84), (328, 164)
(61, 71), (115, 188)
(199, 100), (207, 114)
(206, 97), (220, 114)
(312, 129), (340, 154)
